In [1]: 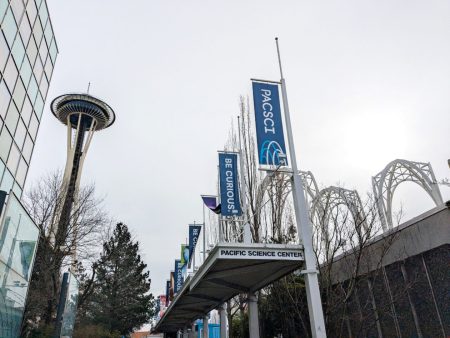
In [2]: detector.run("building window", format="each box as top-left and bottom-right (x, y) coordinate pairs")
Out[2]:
(5, 101), (19, 133)
(32, 16), (43, 47)
(6, 141), (20, 173)
(2, 8), (18, 47)
(22, 134), (33, 163)
(11, 35), (25, 67)
(28, 113), (38, 140)
(0, 0), (8, 23)
(4, 56), (18, 92)
(26, 0), (37, 27)
(20, 55), (32, 87)
(14, 118), (26, 149)
(21, 96), (32, 126)
(0, 32), (9, 71)
(0, 80), (11, 119)
(13, 77), (26, 110)
(49, 37), (57, 64)
(0, 167), (14, 192)
(19, 14), (32, 47)
(26, 35), (37, 66)
(10, 0), (25, 24)
(33, 54), (43, 82)
(34, 92), (44, 119)
(0, 127), (13, 162)
(27, 74), (38, 103)
(15, 156), (27, 187)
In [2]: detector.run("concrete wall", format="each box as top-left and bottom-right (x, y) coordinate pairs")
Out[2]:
(325, 204), (450, 337)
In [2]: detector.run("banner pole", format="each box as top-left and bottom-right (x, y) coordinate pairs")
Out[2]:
(202, 203), (206, 263)
(275, 37), (327, 338)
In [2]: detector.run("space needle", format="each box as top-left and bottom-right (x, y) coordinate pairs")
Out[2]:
(50, 93), (115, 263)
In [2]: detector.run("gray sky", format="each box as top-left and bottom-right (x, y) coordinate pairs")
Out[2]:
(28, 0), (450, 296)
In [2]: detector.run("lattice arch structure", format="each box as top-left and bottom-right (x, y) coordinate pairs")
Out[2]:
(311, 187), (368, 241)
(372, 159), (443, 231)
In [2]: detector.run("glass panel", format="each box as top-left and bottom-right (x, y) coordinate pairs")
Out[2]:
(19, 56), (32, 87)
(60, 273), (79, 337)
(25, 35), (37, 66)
(0, 193), (39, 337)
(32, 16), (43, 47)
(10, 0), (25, 23)
(22, 134), (32, 163)
(28, 113), (38, 140)
(19, 14), (31, 47)
(20, 96), (32, 126)
(32, 54), (42, 81)
(0, 168), (14, 191)
(14, 118), (26, 149)
(2, 9), (18, 47)
(35, 0), (43, 11)
(0, 32), (9, 71)
(0, 80), (11, 119)
(0, 0), (8, 23)
(0, 158), (4, 179)
(44, 56), (52, 80)
(15, 157), (27, 187)
(11, 36), (25, 67)
(27, 75), (37, 104)
(6, 142), (20, 173)
(0, 127), (12, 162)
(34, 92), (43, 119)
(38, 35), (47, 61)
(44, 19), (52, 46)
(49, 37), (57, 64)
(12, 181), (22, 197)
(5, 102), (19, 134)
(38, 0), (48, 25)
(12, 78), (26, 110)
(4, 57), (18, 92)
(26, 0), (37, 27)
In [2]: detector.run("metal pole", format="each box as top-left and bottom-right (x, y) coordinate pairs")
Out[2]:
(275, 37), (327, 337)
(203, 315), (209, 338)
(238, 116), (259, 338)
(202, 203), (206, 263)
(219, 303), (228, 338)
(248, 292), (260, 338)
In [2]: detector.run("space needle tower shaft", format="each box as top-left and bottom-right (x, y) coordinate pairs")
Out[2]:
(50, 94), (115, 265)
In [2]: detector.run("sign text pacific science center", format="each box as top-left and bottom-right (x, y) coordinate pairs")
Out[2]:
(218, 247), (303, 261)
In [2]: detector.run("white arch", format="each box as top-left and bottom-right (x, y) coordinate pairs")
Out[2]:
(372, 159), (443, 231)
(311, 186), (368, 241)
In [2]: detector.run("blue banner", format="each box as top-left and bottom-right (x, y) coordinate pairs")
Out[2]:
(252, 81), (287, 166)
(174, 259), (183, 294)
(189, 225), (202, 264)
(219, 153), (242, 217)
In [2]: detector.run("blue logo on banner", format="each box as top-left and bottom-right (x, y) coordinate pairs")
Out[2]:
(174, 259), (183, 294)
(252, 81), (287, 166)
(219, 153), (242, 217)
(189, 225), (202, 262)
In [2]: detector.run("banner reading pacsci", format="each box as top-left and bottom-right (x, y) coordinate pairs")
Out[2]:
(174, 259), (183, 294)
(219, 153), (242, 217)
(252, 81), (287, 166)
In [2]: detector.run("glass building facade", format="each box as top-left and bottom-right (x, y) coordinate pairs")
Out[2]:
(0, 193), (39, 337)
(0, 0), (58, 197)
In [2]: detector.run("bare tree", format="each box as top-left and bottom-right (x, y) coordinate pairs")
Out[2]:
(21, 171), (110, 335)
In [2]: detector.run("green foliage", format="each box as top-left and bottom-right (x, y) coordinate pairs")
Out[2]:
(84, 222), (155, 335)
(73, 324), (120, 338)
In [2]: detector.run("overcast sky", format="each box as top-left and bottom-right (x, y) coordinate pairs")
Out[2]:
(27, 0), (449, 296)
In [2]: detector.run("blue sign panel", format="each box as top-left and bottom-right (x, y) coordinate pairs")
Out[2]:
(252, 81), (287, 166)
(219, 153), (242, 217)
(174, 259), (183, 294)
(188, 225), (202, 262)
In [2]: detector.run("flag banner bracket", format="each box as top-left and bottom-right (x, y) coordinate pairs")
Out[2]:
(250, 78), (282, 85)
